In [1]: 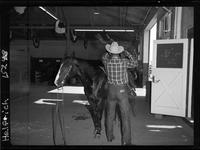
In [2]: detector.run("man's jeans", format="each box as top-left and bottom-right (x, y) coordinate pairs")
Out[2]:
(105, 83), (132, 145)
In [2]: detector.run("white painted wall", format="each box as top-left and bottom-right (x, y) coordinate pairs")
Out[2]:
(143, 30), (150, 63)
(174, 7), (182, 39)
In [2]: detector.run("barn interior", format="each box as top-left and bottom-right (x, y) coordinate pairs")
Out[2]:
(6, 6), (194, 146)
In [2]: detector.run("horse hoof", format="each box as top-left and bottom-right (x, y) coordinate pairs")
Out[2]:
(95, 133), (101, 138)
(94, 129), (101, 138)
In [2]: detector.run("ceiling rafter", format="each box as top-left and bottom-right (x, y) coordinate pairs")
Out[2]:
(10, 6), (154, 41)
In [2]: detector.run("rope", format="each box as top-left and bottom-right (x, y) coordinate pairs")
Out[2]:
(60, 86), (67, 145)
(52, 92), (58, 145)
(52, 86), (67, 145)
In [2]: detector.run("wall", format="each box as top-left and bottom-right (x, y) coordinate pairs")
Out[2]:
(10, 44), (29, 99)
(10, 39), (137, 59)
(157, 7), (176, 39)
(181, 7), (194, 38)
(181, 7), (194, 118)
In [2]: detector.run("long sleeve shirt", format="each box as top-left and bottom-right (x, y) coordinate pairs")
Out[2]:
(102, 50), (138, 85)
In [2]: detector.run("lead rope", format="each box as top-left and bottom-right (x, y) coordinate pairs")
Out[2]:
(52, 86), (67, 145)
(52, 65), (72, 145)
(52, 90), (58, 145)
(60, 85), (67, 145)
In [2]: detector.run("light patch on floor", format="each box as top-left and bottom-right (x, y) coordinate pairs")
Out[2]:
(48, 86), (85, 94)
(148, 129), (161, 132)
(146, 125), (183, 129)
(189, 120), (194, 123)
(73, 100), (90, 105)
(48, 86), (146, 96)
(34, 99), (63, 105)
(135, 88), (146, 96)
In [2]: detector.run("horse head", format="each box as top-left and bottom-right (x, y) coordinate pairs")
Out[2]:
(54, 57), (81, 87)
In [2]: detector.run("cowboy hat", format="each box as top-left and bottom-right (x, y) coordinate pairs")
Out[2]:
(105, 41), (124, 54)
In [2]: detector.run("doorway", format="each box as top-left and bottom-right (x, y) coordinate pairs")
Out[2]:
(149, 23), (157, 72)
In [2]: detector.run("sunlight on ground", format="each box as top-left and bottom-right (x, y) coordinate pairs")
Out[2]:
(148, 129), (161, 132)
(48, 86), (85, 94)
(34, 99), (63, 105)
(73, 100), (90, 105)
(146, 125), (183, 129)
(48, 86), (146, 96)
(189, 120), (194, 123)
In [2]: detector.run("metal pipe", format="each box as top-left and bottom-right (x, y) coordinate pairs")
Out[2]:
(10, 25), (141, 30)
(39, 6), (58, 20)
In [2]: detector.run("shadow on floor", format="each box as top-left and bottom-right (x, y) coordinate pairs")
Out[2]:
(10, 85), (193, 146)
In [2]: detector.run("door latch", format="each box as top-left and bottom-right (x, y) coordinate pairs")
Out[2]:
(152, 75), (160, 83)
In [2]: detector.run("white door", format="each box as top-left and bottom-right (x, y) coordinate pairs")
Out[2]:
(151, 39), (188, 117)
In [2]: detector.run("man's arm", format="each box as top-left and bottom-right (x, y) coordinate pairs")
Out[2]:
(124, 50), (138, 68)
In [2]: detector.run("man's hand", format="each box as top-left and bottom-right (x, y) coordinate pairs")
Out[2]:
(123, 50), (130, 55)
(123, 50), (132, 58)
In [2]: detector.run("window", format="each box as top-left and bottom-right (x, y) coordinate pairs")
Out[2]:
(158, 12), (172, 39)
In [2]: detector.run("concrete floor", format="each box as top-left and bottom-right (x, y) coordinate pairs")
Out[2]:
(10, 83), (194, 146)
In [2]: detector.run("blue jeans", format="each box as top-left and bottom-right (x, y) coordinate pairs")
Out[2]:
(105, 83), (132, 145)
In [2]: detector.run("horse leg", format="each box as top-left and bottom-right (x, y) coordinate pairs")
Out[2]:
(94, 98), (106, 138)
(85, 98), (105, 138)
(93, 109), (101, 138)
(85, 104), (99, 137)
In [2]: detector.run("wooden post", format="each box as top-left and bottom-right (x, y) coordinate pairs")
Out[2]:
(61, 7), (70, 58)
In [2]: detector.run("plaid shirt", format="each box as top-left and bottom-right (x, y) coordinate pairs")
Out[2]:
(102, 50), (138, 85)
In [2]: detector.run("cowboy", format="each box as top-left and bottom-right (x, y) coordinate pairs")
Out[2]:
(102, 41), (138, 145)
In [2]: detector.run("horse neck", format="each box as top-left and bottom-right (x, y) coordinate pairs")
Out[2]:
(76, 59), (107, 99)
(78, 69), (91, 87)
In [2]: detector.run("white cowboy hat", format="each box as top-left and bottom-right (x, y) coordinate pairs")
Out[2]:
(105, 41), (124, 54)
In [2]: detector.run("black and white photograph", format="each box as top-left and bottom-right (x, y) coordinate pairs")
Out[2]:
(1, 3), (199, 148)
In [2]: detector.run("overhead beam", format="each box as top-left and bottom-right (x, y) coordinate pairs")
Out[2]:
(10, 25), (142, 30)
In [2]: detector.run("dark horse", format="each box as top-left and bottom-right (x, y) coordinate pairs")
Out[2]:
(54, 56), (136, 137)
(54, 56), (108, 137)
